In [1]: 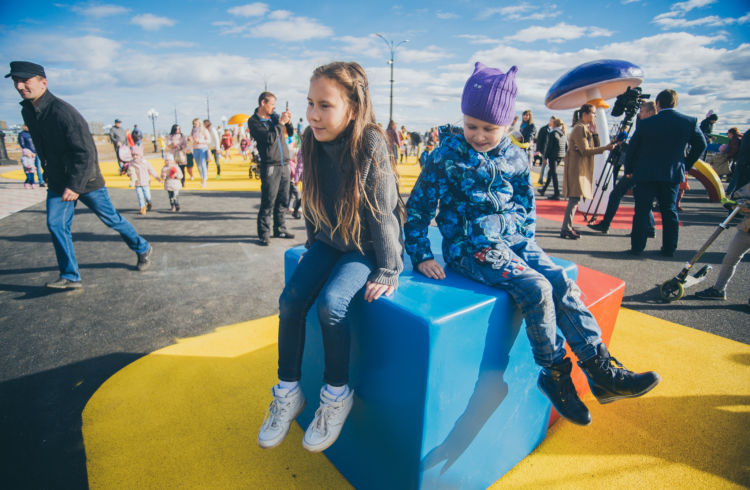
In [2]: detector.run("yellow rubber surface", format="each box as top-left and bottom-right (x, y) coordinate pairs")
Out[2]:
(1, 152), (425, 194)
(82, 308), (750, 488)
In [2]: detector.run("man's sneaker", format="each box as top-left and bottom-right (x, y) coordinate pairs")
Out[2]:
(587, 222), (609, 234)
(579, 344), (660, 404)
(46, 277), (82, 290)
(136, 246), (153, 272)
(302, 386), (354, 452)
(695, 286), (726, 300)
(257, 384), (306, 449)
(273, 231), (295, 239)
(537, 358), (591, 426)
(259, 236), (271, 246)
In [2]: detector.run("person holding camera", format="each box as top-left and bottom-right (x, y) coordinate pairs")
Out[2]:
(249, 91), (296, 246)
(623, 89), (706, 256)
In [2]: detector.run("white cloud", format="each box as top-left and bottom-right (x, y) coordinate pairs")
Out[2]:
(131, 14), (175, 31)
(672, 0), (716, 14)
(506, 22), (613, 43)
(456, 34), (501, 45)
(336, 35), (383, 58)
(71, 4), (129, 17)
(269, 10), (292, 20)
(652, 0), (747, 30)
(227, 2), (269, 17)
(478, 3), (561, 21)
(399, 45), (452, 63)
(436, 11), (459, 20)
(249, 16), (333, 41)
(155, 41), (196, 48)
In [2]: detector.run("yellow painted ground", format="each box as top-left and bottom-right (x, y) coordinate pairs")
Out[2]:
(82, 309), (750, 489)
(0, 151), (424, 194)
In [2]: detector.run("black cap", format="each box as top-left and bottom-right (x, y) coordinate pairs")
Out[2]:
(114, 119), (122, 123)
(5, 61), (46, 79)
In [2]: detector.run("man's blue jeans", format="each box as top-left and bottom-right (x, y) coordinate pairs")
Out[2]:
(34, 155), (44, 186)
(46, 187), (150, 281)
(277, 241), (375, 386)
(450, 239), (602, 367)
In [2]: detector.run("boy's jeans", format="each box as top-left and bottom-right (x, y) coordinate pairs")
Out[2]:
(46, 187), (150, 281)
(277, 241), (375, 386)
(450, 238), (601, 367)
(135, 186), (151, 208)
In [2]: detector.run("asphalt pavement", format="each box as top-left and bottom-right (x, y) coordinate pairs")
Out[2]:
(0, 179), (747, 488)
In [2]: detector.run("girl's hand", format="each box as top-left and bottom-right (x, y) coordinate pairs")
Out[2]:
(417, 259), (446, 280)
(364, 281), (395, 302)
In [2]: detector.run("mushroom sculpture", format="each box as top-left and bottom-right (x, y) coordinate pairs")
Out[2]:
(545, 59), (644, 215)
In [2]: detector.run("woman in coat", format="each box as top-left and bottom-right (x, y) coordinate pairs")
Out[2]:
(561, 104), (616, 239)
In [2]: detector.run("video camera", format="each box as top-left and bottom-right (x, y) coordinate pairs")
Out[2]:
(611, 86), (650, 120)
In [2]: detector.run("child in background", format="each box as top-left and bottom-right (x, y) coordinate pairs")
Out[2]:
(21, 148), (36, 189)
(287, 143), (303, 219)
(258, 61), (404, 453)
(404, 62), (660, 426)
(161, 153), (183, 212)
(240, 136), (250, 160)
(129, 145), (161, 214)
(220, 129), (234, 160)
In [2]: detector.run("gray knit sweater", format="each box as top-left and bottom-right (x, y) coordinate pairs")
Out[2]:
(305, 128), (404, 287)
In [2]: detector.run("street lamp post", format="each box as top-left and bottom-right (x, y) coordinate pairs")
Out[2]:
(147, 108), (159, 153)
(376, 33), (408, 124)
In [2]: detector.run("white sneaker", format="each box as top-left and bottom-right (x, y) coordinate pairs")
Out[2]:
(302, 386), (354, 453)
(257, 384), (306, 449)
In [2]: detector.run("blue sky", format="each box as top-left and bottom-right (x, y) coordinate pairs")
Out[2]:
(1, 0), (748, 134)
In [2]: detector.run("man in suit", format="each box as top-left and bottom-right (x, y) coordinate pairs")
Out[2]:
(623, 89), (706, 256)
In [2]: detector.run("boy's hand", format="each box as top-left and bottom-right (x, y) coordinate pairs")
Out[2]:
(417, 259), (446, 280)
(364, 281), (395, 302)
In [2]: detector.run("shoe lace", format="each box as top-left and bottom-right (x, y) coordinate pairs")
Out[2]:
(598, 354), (631, 381)
(262, 397), (291, 429)
(310, 400), (341, 436)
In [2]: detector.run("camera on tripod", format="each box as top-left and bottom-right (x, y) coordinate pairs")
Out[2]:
(611, 86), (650, 120)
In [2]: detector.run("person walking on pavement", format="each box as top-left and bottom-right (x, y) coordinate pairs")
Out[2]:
(7, 61), (153, 289)
(538, 116), (566, 200)
(623, 89), (706, 256)
(17, 124), (44, 187)
(109, 118), (127, 173)
(248, 91), (295, 246)
(204, 119), (221, 179)
(588, 101), (658, 235)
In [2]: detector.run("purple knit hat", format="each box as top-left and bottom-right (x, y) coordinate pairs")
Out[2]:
(461, 62), (518, 126)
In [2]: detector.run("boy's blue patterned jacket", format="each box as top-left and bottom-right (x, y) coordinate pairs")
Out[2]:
(404, 129), (536, 267)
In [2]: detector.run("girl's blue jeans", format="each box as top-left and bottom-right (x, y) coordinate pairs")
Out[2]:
(46, 187), (150, 281)
(450, 238), (602, 368)
(277, 240), (374, 386)
(193, 148), (208, 180)
(135, 185), (151, 208)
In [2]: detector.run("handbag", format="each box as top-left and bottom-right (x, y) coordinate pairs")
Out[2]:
(174, 150), (187, 164)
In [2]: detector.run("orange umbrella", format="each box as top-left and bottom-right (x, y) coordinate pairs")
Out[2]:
(227, 113), (250, 125)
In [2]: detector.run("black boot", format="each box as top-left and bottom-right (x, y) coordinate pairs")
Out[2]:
(579, 344), (661, 404)
(537, 357), (592, 426)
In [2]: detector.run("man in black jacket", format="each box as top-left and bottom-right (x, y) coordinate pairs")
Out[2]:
(7, 61), (152, 289)
(248, 91), (295, 246)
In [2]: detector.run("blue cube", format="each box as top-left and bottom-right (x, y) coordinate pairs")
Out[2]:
(284, 228), (578, 489)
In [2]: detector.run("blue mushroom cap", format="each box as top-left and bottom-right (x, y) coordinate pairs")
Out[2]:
(545, 59), (644, 110)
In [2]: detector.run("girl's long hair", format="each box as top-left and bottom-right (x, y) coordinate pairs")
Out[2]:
(170, 124), (180, 135)
(302, 61), (403, 250)
(552, 116), (566, 135)
(572, 103), (594, 126)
